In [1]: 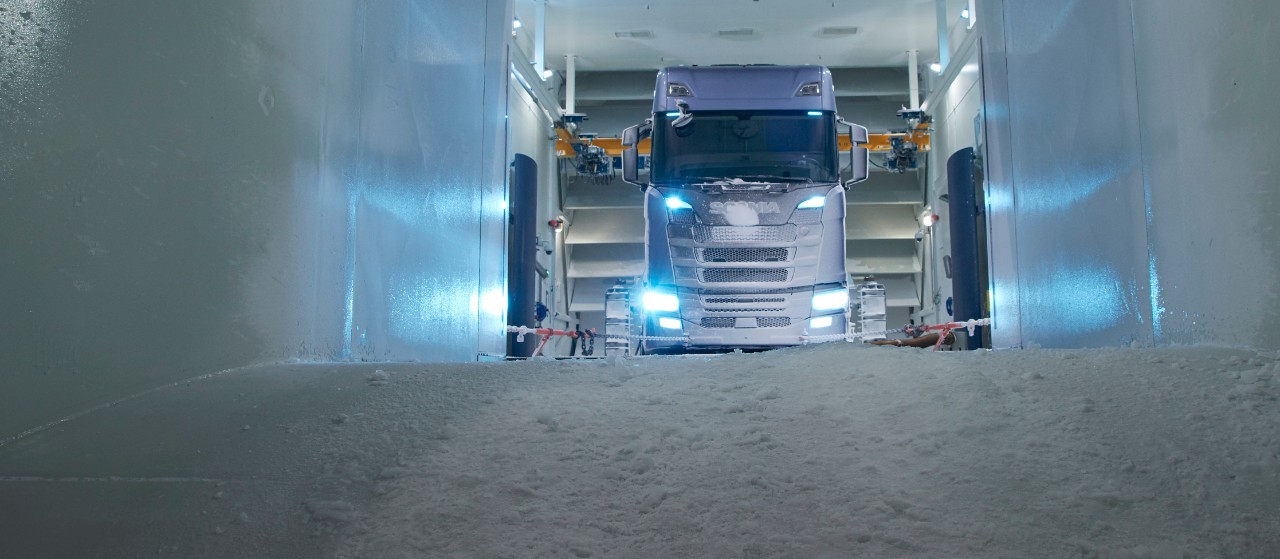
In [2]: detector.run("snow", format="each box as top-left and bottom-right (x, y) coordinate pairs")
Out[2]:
(2, 344), (1279, 557)
(336, 344), (1280, 558)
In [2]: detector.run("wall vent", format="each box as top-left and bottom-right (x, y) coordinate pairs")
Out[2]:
(821, 26), (860, 36)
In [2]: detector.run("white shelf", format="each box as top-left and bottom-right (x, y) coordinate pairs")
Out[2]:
(565, 208), (646, 244)
(563, 178), (645, 209)
(844, 205), (921, 240)
(846, 172), (922, 205)
(569, 277), (625, 312)
(566, 244), (645, 278)
(846, 239), (921, 275)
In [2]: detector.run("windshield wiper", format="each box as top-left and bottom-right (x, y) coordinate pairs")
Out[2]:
(734, 175), (813, 183)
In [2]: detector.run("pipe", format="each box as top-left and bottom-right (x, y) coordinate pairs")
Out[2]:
(935, 0), (950, 73)
(908, 49), (920, 110)
(566, 54), (576, 114)
(534, 0), (546, 77)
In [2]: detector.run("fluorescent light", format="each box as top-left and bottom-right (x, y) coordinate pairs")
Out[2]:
(809, 316), (833, 329)
(812, 288), (849, 311)
(666, 111), (681, 117)
(666, 197), (692, 210)
(798, 196), (826, 209)
(658, 317), (682, 330)
(807, 111), (823, 116)
(643, 290), (680, 312)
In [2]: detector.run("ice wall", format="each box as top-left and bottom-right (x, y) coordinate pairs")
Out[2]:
(979, 0), (1280, 349)
(1130, 1), (1280, 348)
(0, 0), (511, 439)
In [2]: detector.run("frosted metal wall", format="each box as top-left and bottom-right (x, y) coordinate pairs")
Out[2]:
(980, 0), (1280, 349)
(982, 0), (1154, 348)
(0, 0), (510, 439)
(1130, 0), (1280, 348)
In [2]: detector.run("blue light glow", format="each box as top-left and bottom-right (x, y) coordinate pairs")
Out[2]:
(666, 111), (681, 117)
(658, 317), (682, 330)
(666, 197), (692, 210)
(797, 196), (826, 209)
(1021, 259), (1134, 337)
(807, 111), (823, 116)
(644, 290), (680, 312)
(812, 288), (849, 311)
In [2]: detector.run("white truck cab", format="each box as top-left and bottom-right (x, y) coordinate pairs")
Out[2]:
(618, 65), (870, 353)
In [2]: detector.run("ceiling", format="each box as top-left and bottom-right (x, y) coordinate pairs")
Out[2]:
(515, 0), (946, 72)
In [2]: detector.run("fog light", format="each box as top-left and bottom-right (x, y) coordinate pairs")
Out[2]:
(809, 316), (833, 329)
(658, 317), (682, 330)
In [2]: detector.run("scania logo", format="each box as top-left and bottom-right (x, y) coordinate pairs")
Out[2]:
(708, 201), (782, 215)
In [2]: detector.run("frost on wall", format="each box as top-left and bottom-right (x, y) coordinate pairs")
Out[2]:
(0, 0), (509, 439)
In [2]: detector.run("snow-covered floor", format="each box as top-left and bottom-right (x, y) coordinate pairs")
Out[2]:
(3, 344), (1279, 558)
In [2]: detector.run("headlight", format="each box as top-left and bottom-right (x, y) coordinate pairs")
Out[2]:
(658, 317), (682, 330)
(666, 197), (692, 210)
(643, 290), (680, 312)
(811, 288), (849, 311)
(809, 316), (834, 329)
(797, 196), (825, 209)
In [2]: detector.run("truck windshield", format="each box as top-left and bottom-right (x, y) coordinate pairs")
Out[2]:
(650, 110), (838, 185)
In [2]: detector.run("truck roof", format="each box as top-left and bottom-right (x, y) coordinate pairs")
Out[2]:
(653, 65), (837, 113)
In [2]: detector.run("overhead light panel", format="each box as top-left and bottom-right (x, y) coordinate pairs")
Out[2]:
(716, 28), (756, 38)
(614, 30), (654, 39)
(930, 63), (942, 73)
(820, 26), (860, 36)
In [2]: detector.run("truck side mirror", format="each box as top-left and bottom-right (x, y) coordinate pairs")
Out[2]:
(621, 123), (649, 188)
(846, 123), (870, 187)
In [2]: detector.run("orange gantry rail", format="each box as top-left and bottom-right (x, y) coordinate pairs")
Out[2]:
(554, 124), (930, 159)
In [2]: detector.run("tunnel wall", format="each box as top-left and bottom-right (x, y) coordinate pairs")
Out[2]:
(0, 0), (511, 439)
(979, 0), (1280, 349)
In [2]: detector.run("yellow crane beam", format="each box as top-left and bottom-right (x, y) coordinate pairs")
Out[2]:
(555, 125), (931, 159)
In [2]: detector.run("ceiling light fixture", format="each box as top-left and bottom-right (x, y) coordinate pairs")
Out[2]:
(542, 69), (553, 80)
(930, 63), (942, 73)
(961, 8), (970, 19)
(512, 18), (522, 30)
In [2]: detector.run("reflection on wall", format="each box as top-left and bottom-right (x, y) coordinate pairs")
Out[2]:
(981, 0), (1280, 349)
(0, 0), (510, 440)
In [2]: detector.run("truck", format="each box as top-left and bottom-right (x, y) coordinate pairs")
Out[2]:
(615, 65), (870, 354)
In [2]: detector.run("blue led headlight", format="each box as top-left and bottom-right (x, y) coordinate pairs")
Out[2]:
(643, 290), (680, 312)
(797, 196), (826, 209)
(811, 288), (849, 311)
(666, 197), (692, 210)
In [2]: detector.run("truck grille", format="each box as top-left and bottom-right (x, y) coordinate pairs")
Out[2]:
(792, 208), (823, 224)
(699, 317), (792, 328)
(704, 296), (786, 304)
(704, 307), (785, 313)
(700, 268), (789, 283)
(699, 247), (790, 263)
(692, 225), (798, 243)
